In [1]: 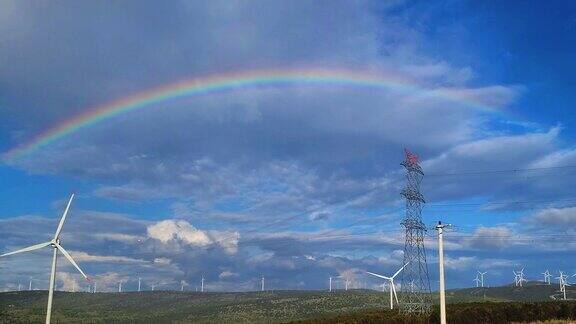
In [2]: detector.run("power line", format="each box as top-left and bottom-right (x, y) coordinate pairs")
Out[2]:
(427, 165), (576, 177)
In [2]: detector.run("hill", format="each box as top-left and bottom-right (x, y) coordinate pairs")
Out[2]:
(445, 281), (570, 303)
(0, 290), (389, 323)
(0, 283), (574, 323)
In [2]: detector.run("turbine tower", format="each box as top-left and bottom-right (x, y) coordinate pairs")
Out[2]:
(366, 262), (409, 310)
(261, 276), (265, 292)
(201, 275), (205, 292)
(399, 149), (432, 314)
(0, 194), (89, 324)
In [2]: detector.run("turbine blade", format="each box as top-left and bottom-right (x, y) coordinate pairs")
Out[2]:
(0, 241), (52, 258)
(366, 271), (390, 280)
(391, 262), (410, 279)
(55, 243), (89, 281)
(54, 194), (75, 239)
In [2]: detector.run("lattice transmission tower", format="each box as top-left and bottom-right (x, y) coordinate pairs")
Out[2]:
(399, 149), (432, 314)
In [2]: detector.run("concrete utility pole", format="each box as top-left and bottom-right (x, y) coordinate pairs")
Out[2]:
(436, 221), (451, 324)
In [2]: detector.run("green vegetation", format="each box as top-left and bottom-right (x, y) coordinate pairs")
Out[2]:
(296, 302), (576, 324)
(1, 283), (575, 323)
(0, 290), (389, 323)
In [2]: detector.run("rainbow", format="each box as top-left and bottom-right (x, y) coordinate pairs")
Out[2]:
(2, 68), (489, 161)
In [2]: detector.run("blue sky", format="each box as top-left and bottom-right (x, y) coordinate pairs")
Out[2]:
(1, 0), (576, 292)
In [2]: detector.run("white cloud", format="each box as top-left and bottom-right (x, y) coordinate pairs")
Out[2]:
(147, 219), (239, 254)
(94, 233), (143, 244)
(526, 207), (576, 228)
(444, 256), (476, 270)
(461, 226), (512, 250)
(219, 270), (238, 279)
(153, 257), (171, 265)
(147, 220), (212, 246)
(69, 251), (147, 264)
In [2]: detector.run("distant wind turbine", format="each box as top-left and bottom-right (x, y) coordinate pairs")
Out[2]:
(366, 262), (409, 310)
(261, 276), (265, 292)
(543, 270), (552, 284)
(473, 275), (480, 288)
(478, 271), (487, 288)
(556, 271), (569, 300)
(0, 194), (89, 324)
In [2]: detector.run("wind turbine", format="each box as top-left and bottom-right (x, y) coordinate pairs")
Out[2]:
(543, 270), (552, 284)
(513, 268), (526, 287)
(473, 275), (481, 288)
(478, 271), (487, 287)
(0, 194), (89, 324)
(138, 277), (142, 292)
(366, 262), (409, 310)
(201, 275), (205, 292)
(329, 276), (332, 292)
(518, 269), (527, 287)
(556, 271), (569, 300)
(261, 276), (265, 292)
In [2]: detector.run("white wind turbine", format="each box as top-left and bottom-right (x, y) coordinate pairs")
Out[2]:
(513, 268), (526, 287)
(0, 194), (89, 324)
(518, 269), (527, 287)
(556, 271), (569, 300)
(543, 270), (552, 284)
(478, 271), (487, 288)
(473, 275), (481, 288)
(366, 262), (409, 310)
